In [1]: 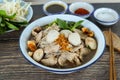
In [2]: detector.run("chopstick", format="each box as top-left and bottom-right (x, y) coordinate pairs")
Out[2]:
(109, 28), (117, 80)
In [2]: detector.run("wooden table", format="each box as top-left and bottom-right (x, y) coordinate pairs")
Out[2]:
(0, 3), (120, 80)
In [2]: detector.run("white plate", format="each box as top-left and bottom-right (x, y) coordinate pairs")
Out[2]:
(0, 0), (33, 33)
(20, 14), (105, 74)
(0, 0), (33, 22)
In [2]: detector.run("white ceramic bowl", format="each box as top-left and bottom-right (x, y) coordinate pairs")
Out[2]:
(69, 2), (94, 18)
(43, 0), (68, 15)
(94, 8), (119, 26)
(19, 14), (105, 74)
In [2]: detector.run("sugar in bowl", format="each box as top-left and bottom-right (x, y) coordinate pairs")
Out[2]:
(94, 8), (119, 26)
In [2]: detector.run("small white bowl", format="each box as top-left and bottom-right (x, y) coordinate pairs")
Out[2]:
(43, 0), (68, 15)
(69, 2), (94, 18)
(94, 8), (119, 26)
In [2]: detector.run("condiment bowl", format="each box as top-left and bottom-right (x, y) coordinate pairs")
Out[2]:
(69, 2), (94, 18)
(19, 14), (105, 74)
(94, 8), (119, 26)
(43, 0), (68, 15)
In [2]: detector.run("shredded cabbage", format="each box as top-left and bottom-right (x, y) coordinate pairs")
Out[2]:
(0, 0), (31, 22)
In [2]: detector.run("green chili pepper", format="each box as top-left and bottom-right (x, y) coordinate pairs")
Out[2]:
(0, 16), (2, 24)
(9, 20), (28, 25)
(6, 21), (19, 30)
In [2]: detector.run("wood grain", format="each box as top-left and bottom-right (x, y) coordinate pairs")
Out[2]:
(0, 4), (120, 80)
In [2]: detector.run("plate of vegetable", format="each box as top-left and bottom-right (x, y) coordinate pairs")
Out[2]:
(0, 0), (33, 34)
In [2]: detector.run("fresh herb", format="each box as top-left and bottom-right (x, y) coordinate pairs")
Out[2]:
(54, 18), (83, 31)
(56, 18), (70, 30)
(67, 21), (75, 27)
(70, 20), (83, 31)
(0, 10), (28, 34)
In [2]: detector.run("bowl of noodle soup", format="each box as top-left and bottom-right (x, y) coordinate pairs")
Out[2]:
(20, 14), (105, 74)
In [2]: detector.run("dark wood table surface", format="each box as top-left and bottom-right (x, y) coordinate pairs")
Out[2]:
(0, 3), (120, 80)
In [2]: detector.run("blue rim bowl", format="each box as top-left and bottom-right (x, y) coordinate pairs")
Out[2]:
(94, 8), (120, 26)
(19, 14), (105, 74)
(69, 2), (94, 18)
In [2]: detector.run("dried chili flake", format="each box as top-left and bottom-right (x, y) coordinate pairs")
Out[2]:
(74, 8), (89, 15)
